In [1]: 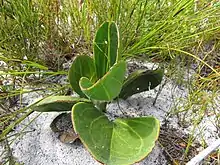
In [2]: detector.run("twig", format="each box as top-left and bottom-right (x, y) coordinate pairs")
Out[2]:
(186, 139), (220, 165)
(158, 141), (176, 163)
(153, 78), (167, 105)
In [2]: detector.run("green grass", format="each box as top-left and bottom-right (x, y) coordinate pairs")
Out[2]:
(1, 0), (220, 62)
(0, 0), (220, 164)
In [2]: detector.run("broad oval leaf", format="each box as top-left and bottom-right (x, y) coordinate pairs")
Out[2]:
(68, 55), (96, 97)
(79, 61), (126, 101)
(72, 102), (160, 165)
(33, 96), (90, 112)
(119, 69), (164, 99)
(94, 22), (119, 79)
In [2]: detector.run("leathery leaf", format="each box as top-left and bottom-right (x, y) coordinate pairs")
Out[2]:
(119, 69), (164, 99)
(72, 102), (160, 165)
(68, 55), (96, 97)
(79, 61), (126, 101)
(33, 96), (90, 112)
(94, 22), (119, 79)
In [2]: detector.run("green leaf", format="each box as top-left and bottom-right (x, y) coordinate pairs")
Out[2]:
(68, 55), (96, 97)
(119, 69), (164, 99)
(72, 102), (160, 165)
(94, 22), (119, 79)
(0, 55), (48, 70)
(33, 96), (90, 112)
(79, 61), (126, 101)
(22, 61), (48, 70)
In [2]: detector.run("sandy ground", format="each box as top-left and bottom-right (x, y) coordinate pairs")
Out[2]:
(1, 60), (219, 165)
(7, 76), (186, 165)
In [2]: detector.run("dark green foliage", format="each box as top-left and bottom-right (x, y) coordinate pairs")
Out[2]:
(119, 69), (164, 99)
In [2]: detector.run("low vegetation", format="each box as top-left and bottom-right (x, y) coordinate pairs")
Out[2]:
(0, 0), (219, 164)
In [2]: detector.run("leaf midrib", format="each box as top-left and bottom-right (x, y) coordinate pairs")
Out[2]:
(108, 120), (144, 163)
